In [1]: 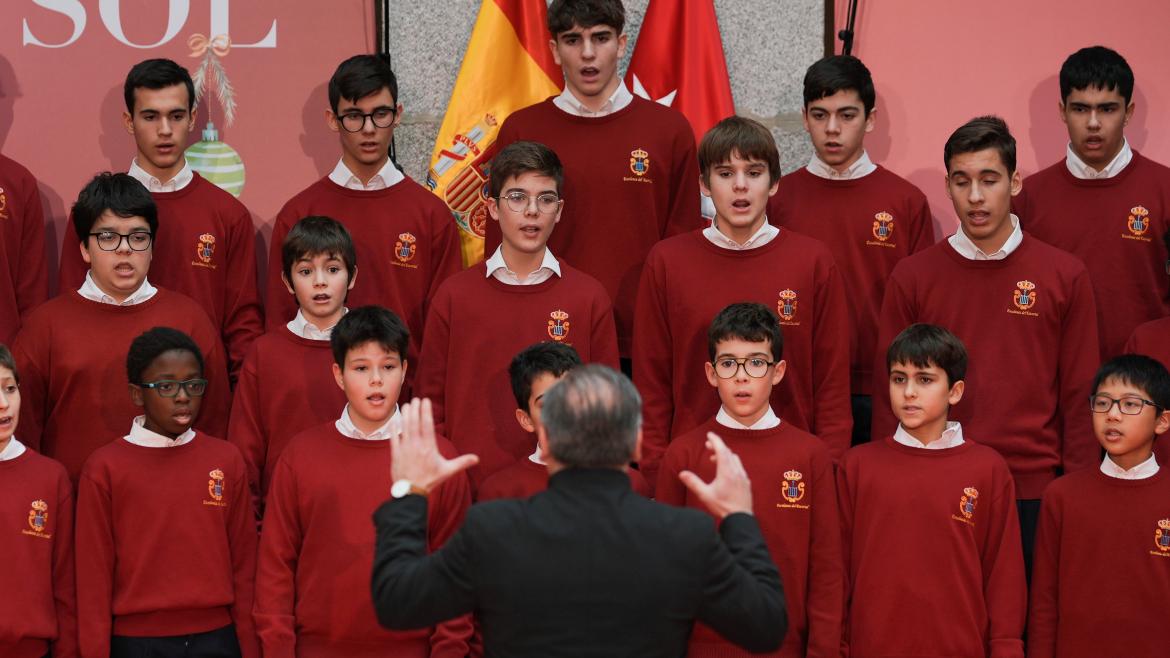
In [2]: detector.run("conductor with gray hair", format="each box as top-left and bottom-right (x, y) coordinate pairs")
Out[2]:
(371, 364), (787, 656)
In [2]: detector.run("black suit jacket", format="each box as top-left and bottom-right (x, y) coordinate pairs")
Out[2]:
(372, 468), (786, 657)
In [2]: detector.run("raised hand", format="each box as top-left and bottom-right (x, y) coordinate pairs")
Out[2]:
(390, 398), (479, 494)
(678, 432), (754, 518)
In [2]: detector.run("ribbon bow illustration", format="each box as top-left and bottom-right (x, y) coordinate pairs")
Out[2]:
(188, 33), (237, 126)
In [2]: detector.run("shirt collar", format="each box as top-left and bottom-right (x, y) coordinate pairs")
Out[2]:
(715, 405), (781, 431)
(123, 415), (196, 448)
(78, 271), (158, 306)
(1100, 453), (1160, 480)
(328, 157), (405, 191)
(553, 80), (634, 118)
(484, 246), (562, 285)
(0, 438), (26, 461)
(703, 219), (779, 251)
(1065, 139), (1133, 179)
(892, 421), (965, 450)
(806, 150), (877, 180)
(528, 443), (546, 466)
(128, 158), (193, 193)
(286, 308), (347, 341)
(948, 214), (1023, 261)
(335, 404), (401, 441)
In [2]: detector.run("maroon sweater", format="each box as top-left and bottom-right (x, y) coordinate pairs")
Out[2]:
(227, 329), (347, 517)
(634, 229), (852, 487)
(1125, 317), (1170, 465)
(838, 437), (1026, 658)
(1014, 152), (1170, 359)
(767, 166), (936, 393)
(11, 289), (231, 482)
(75, 434), (259, 658)
(265, 176), (462, 389)
(873, 236), (1101, 499)
(255, 422), (472, 658)
(657, 418), (842, 658)
(0, 153), (48, 345)
(59, 173), (263, 381)
(417, 262), (619, 489)
(489, 96), (701, 355)
(1028, 468), (1170, 658)
(477, 456), (651, 501)
(0, 448), (77, 658)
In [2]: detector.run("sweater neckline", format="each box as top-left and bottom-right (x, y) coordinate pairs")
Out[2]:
(538, 95), (642, 126)
(690, 226), (787, 259)
(790, 164), (885, 189)
(880, 434), (974, 457)
(149, 171), (205, 200)
(316, 175), (413, 199)
(938, 232), (1034, 269)
(1091, 463), (1168, 488)
(68, 288), (165, 313)
(1056, 150), (1142, 188)
(481, 262), (566, 294)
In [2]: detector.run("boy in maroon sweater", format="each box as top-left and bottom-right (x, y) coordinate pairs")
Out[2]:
(486, 0), (700, 362)
(1029, 355), (1170, 658)
(0, 345), (78, 658)
(635, 116), (851, 488)
(58, 59), (263, 381)
(1014, 46), (1170, 360)
(766, 56), (934, 446)
(255, 306), (472, 657)
(265, 55), (461, 388)
(841, 324), (1025, 657)
(418, 141), (618, 490)
(75, 328), (259, 658)
(657, 303), (841, 658)
(0, 154), (48, 345)
(228, 216), (353, 518)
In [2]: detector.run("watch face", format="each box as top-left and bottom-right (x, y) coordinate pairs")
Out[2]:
(391, 479), (411, 498)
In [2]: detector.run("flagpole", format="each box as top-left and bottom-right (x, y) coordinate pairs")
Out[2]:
(837, 0), (860, 55)
(373, 0), (400, 168)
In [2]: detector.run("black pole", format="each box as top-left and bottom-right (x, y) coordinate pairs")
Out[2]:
(374, 0), (399, 169)
(837, 0), (860, 56)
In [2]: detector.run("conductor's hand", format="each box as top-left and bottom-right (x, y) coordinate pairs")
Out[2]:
(390, 398), (479, 494)
(678, 432), (754, 518)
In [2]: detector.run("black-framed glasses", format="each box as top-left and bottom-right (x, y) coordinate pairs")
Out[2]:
(338, 107), (397, 132)
(138, 378), (208, 398)
(1089, 394), (1159, 415)
(498, 191), (562, 215)
(713, 357), (774, 379)
(89, 230), (153, 252)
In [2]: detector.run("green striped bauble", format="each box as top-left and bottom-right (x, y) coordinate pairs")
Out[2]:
(187, 122), (245, 197)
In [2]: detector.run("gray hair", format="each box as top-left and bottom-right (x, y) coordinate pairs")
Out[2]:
(541, 364), (641, 468)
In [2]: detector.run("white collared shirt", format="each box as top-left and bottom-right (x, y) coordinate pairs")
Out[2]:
(335, 404), (401, 441)
(1065, 139), (1133, 180)
(806, 150), (877, 180)
(0, 438), (27, 461)
(703, 219), (780, 251)
(892, 421), (965, 450)
(715, 405), (781, 431)
(1100, 453), (1159, 480)
(286, 308), (347, 341)
(528, 444), (546, 466)
(553, 80), (634, 118)
(78, 271), (158, 306)
(122, 415), (196, 448)
(484, 246), (562, 285)
(128, 158), (194, 193)
(948, 214), (1023, 261)
(328, 157), (405, 191)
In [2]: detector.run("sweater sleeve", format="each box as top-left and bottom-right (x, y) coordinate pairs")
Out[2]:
(908, 191), (936, 253)
(805, 449), (844, 658)
(416, 287), (452, 433)
(662, 124), (701, 239)
(588, 289), (620, 369)
(981, 463), (1026, 658)
(1026, 488), (1062, 658)
(220, 207), (265, 383)
(57, 221), (89, 294)
(631, 249), (673, 491)
(424, 203), (465, 322)
(227, 349), (267, 521)
(253, 459), (301, 658)
(15, 174), (48, 321)
(196, 327), (232, 441)
(51, 472), (79, 658)
(264, 208), (297, 331)
(871, 273), (915, 440)
(226, 454), (261, 658)
(74, 470), (115, 658)
(1057, 267), (1100, 474)
(810, 255), (853, 458)
(653, 440), (691, 507)
(835, 454), (857, 658)
(10, 325), (49, 452)
(425, 439), (474, 658)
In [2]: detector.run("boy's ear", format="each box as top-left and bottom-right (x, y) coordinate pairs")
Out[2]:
(704, 361), (719, 388)
(281, 271), (295, 296)
(948, 379), (966, 406)
(487, 196), (500, 222)
(128, 383), (145, 408)
(515, 408), (536, 434)
(1154, 408), (1170, 436)
(698, 173), (712, 198)
(347, 266), (358, 291)
(332, 362), (345, 390)
(325, 108), (340, 133)
(123, 110), (135, 135)
(771, 359), (787, 385)
(79, 239), (93, 265)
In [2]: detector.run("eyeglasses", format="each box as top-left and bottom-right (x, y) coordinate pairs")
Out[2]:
(138, 378), (209, 398)
(338, 107), (397, 132)
(1089, 394), (1159, 415)
(499, 191), (562, 215)
(89, 230), (153, 252)
(713, 357), (774, 379)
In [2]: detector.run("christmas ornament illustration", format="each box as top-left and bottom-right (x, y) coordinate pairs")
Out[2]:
(186, 33), (246, 197)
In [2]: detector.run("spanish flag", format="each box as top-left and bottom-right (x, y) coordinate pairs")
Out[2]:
(426, 0), (563, 266)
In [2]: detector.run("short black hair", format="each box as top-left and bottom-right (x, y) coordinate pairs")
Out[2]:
(708, 303), (783, 362)
(886, 323), (968, 387)
(281, 216), (357, 283)
(0, 344), (18, 385)
(72, 173), (158, 246)
(1060, 46), (1134, 106)
(489, 141), (565, 198)
(125, 327), (204, 385)
(547, 0), (624, 36)
(509, 342), (582, 412)
(803, 55), (875, 116)
(124, 58), (195, 113)
(699, 117), (782, 186)
(330, 305), (409, 367)
(328, 54), (398, 114)
(1093, 354), (1170, 411)
(944, 115), (1017, 175)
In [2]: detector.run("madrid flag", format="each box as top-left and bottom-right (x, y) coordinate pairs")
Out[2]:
(625, 0), (735, 145)
(427, 0), (563, 266)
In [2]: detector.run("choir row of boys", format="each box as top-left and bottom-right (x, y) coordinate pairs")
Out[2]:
(2, 0), (1168, 656)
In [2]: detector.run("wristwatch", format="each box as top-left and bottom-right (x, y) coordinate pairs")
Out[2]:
(391, 479), (429, 498)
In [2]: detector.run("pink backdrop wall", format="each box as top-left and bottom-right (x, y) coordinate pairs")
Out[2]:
(836, 0), (1170, 237)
